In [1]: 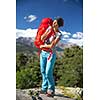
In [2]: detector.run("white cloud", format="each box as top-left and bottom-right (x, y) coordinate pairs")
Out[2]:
(60, 31), (83, 46)
(68, 38), (83, 46)
(16, 28), (38, 38)
(60, 30), (71, 40)
(24, 15), (37, 22)
(72, 32), (83, 39)
(16, 28), (83, 46)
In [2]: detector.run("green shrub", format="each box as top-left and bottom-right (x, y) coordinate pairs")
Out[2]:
(16, 46), (83, 89)
(54, 46), (83, 88)
(16, 67), (41, 89)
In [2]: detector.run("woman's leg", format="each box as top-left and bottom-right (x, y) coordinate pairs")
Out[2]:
(40, 51), (48, 91)
(46, 53), (56, 92)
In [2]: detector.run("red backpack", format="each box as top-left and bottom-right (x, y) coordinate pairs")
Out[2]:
(34, 18), (55, 51)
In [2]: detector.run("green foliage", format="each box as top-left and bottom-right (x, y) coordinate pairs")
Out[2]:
(54, 46), (83, 88)
(16, 67), (41, 89)
(17, 68), (38, 89)
(16, 45), (83, 89)
(16, 53), (28, 71)
(16, 53), (41, 89)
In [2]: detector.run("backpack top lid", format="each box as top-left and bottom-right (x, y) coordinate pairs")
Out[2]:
(41, 18), (53, 26)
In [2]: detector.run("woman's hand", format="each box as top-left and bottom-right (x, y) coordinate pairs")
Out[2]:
(40, 44), (52, 49)
(40, 45), (45, 49)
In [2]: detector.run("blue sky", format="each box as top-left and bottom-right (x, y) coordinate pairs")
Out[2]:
(16, 0), (83, 34)
(16, 0), (83, 46)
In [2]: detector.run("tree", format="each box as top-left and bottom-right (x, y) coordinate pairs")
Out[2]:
(55, 46), (83, 88)
(16, 46), (83, 89)
(16, 53), (28, 71)
(16, 53), (41, 89)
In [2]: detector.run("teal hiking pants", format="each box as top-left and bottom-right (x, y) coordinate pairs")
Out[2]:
(40, 50), (56, 92)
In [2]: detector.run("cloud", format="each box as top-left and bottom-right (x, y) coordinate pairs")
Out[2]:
(16, 28), (38, 38)
(72, 32), (83, 39)
(60, 31), (71, 40)
(68, 38), (83, 46)
(60, 31), (83, 46)
(24, 15), (37, 22)
(16, 28), (83, 46)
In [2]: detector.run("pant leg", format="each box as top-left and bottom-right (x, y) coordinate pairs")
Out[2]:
(46, 53), (56, 92)
(40, 51), (48, 91)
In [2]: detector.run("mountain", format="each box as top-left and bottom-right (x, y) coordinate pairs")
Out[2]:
(16, 37), (33, 47)
(16, 37), (80, 54)
(57, 42), (78, 49)
(16, 37), (38, 54)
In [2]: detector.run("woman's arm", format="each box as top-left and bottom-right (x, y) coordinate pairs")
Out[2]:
(41, 26), (52, 41)
(40, 36), (60, 49)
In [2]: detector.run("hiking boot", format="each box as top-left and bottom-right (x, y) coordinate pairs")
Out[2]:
(39, 89), (47, 94)
(46, 90), (55, 97)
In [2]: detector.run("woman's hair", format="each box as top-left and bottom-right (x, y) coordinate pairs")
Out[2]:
(56, 17), (64, 27)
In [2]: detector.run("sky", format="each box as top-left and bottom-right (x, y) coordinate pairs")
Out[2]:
(16, 0), (83, 46)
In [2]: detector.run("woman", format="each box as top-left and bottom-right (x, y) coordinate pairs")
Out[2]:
(39, 17), (64, 97)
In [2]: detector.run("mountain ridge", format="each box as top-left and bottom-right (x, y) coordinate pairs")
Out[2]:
(16, 37), (82, 54)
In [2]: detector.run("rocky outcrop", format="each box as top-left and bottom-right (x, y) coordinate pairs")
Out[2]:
(16, 88), (76, 100)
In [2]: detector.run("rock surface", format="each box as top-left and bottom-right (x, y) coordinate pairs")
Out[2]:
(16, 88), (74, 100)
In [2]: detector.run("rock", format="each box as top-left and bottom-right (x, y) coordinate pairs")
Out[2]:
(16, 89), (32, 100)
(39, 94), (74, 100)
(58, 86), (83, 100)
(16, 88), (74, 100)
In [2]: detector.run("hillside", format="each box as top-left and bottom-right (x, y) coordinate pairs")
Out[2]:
(16, 42), (38, 54)
(16, 37), (80, 54)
